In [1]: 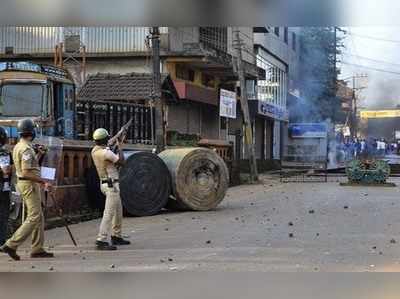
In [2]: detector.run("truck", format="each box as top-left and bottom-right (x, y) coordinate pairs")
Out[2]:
(0, 61), (102, 221)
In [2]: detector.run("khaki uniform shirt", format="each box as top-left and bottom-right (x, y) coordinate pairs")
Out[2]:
(91, 145), (119, 180)
(13, 139), (40, 179)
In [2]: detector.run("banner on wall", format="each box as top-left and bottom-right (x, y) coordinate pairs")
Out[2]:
(219, 89), (237, 119)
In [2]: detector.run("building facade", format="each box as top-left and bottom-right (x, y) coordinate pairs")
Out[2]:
(0, 27), (261, 145)
(248, 27), (300, 164)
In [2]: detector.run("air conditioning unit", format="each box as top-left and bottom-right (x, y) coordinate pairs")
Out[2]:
(64, 35), (81, 53)
(5, 46), (14, 55)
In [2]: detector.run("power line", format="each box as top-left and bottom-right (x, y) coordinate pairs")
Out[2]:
(347, 32), (400, 44)
(345, 53), (400, 68)
(341, 61), (400, 75)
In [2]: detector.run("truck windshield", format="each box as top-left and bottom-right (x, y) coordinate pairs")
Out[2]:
(0, 84), (45, 116)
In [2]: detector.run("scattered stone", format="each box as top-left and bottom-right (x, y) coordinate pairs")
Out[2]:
(235, 217), (239, 221)
(288, 222), (294, 226)
(48, 266), (54, 271)
(390, 239), (397, 244)
(364, 193), (368, 196)
(82, 256), (86, 260)
(314, 267), (319, 271)
(165, 218), (170, 222)
(110, 264), (115, 269)
(192, 217), (196, 220)
(250, 203), (254, 206)
(372, 246), (377, 250)
(344, 206), (349, 209)
(289, 233), (294, 238)
(31, 265), (35, 269)
(168, 258), (173, 262)
(206, 240), (212, 244)
(379, 251), (383, 255)
(160, 259), (165, 263)
(202, 227), (207, 231)
(316, 233), (320, 237)
(164, 228), (169, 231)
(308, 209), (315, 214)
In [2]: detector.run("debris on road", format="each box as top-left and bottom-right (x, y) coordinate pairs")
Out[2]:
(110, 264), (115, 269)
(344, 206), (349, 209)
(289, 233), (294, 238)
(206, 240), (212, 244)
(308, 209), (315, 214)
(390, 238), (397, 244)
(288, 222), (294, 226)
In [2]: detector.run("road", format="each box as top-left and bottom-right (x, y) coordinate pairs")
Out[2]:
(1, 174), (400, 272)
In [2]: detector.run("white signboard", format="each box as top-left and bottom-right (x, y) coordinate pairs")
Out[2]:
(395, 131), (400, 140)
(219, 89), (237, 119)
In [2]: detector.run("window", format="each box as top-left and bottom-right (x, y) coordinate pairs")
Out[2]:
(292, 32), (297, 51)
(256, 53), (287, 108)
(274, 27), (280, 36)
(284, 27), (288, 44)
(176, 65), (195, 82)
(0, 84), (45, 116)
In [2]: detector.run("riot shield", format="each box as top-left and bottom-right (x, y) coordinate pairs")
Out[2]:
(34, 136), (77, 246)
(34, 136), (63, 217)
(35, 136), (63, 186)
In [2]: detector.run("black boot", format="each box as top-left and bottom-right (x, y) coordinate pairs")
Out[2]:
(1, 245), (20, 261)
(111, 236), (131, 246)
(96, 240), (117, 251)
(30, 251), (54, 258)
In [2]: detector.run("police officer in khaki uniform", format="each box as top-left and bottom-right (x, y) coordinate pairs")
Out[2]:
(92, 128), (130, 251)
(1, 119), (53, 261)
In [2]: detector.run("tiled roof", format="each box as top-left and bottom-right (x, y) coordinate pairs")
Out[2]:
(78, 72), (169, 101)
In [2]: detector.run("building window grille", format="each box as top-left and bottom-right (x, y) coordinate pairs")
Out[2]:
(199, 27), (228, 52)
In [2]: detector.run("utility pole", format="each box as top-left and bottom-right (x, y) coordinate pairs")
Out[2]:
(234, 29), (258, 182)
(151, 27), (165, 153)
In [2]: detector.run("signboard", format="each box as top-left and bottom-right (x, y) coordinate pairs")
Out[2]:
(0, 62), (70, 81)
(289, 123), (327, 138)
(258, 101), (289, 121)
(219, 89), (237, 119)
(360, 110), (400, 119)
(395, 131), (400, 140)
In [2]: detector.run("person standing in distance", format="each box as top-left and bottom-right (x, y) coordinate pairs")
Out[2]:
(91, 128), (130, 251)
(0, 127), (12, 248)
(1, 119), (53, 261)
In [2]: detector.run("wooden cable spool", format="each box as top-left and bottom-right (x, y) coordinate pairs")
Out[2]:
(158, 147), (229, 211)
(119, 151), (171, 216)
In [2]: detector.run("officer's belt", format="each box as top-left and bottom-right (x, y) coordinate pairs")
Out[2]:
(17, 177), (29, 181)
(101, 179), (119, 184)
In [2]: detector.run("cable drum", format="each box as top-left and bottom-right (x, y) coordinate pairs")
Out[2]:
(159, 147), (229, 211)
(119, 151), (171, 216)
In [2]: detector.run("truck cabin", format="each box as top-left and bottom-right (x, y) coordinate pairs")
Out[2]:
(0, 62), (76, 141)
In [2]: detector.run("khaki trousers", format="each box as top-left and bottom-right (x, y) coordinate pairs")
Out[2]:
(6, 182), (44, 254)
(97, 182), (123, 242)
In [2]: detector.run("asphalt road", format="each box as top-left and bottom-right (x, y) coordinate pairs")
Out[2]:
(1, 174), (400, 272)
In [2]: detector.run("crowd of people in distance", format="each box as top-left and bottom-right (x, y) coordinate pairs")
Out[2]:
(340, 137), (399, 161)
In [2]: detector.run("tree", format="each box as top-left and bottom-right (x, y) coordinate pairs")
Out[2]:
(291, 27), (345, 123)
